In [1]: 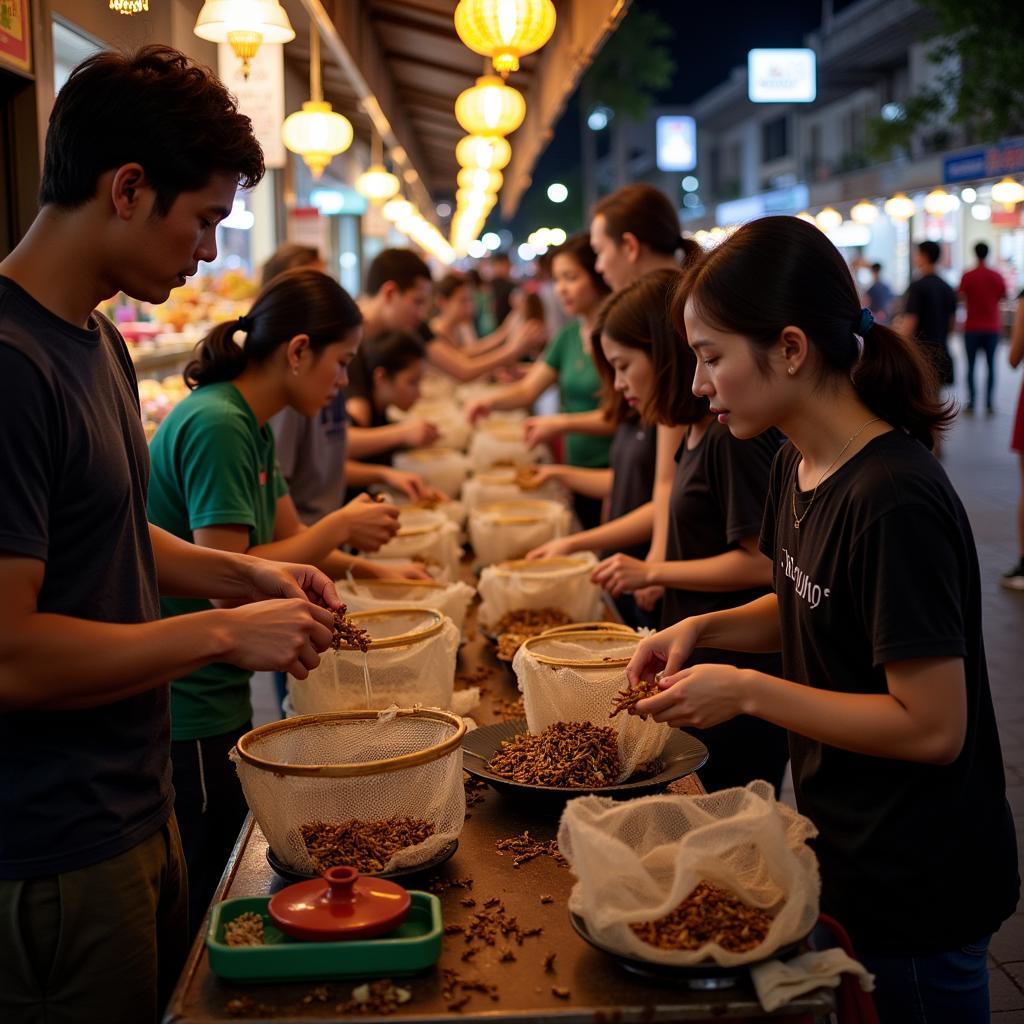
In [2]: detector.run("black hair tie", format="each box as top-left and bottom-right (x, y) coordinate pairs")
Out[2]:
(237, 314), (253, 333)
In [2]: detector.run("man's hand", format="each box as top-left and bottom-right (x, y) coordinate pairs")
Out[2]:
(592, 553), (653, 596)
(241, 557), (341, 610)
(633, 663), (748, 729)
(221, 598), (336, 679)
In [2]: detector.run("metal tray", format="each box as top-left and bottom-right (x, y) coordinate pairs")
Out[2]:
(569, 910), (806, 990)
(462, 719), (707, 802)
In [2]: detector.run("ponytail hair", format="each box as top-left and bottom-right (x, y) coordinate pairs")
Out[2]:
(679, 216), (954, 448)
(185, 267), (362, 389)
(592, 183), (700, 266)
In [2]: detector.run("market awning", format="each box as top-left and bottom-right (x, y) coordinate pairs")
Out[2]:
(285, 0), (629, 218)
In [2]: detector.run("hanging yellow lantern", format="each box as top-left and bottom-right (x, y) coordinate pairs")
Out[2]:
(282, 22), (353, 179)
(923, 188), (959, 215)
(194, 0), (295, 78)
(382, 198), (415, 223)
(850, 200), (878, 225)
(455, 134), (512, 171)
(815, 207), (843, 231)
(991, 177), (1024, 208)
(455, 76), (526, 137)
(355, 165), (401, 203)
(454, 0), (556, 75)
(883, 192), (916, 221)
(457, 167), (503, 194)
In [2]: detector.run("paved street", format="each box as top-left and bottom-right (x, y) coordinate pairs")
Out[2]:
(942, 339), (1024, 1018)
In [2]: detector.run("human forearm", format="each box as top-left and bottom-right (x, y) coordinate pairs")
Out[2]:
(648, 549), (772, 592)
(563, 502), (653, 553)
(346, 461), (390, 487)
(559, 410), (616, 436)
(691, 594), (782, 653)
(547, 465), (613, 499)
(250, 513), (349, 569)
(348, 424), (409, 458)
(741, 665), (962, 763)
(0, 609), (233, 710)
(150, 523), (260, 600)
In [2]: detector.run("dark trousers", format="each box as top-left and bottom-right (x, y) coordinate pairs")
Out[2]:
(963, 331), (999, 409)
(0, 818), (188, 1024)
(170, 723), (251, 934)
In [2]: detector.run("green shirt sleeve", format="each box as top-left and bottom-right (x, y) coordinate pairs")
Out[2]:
(177, 408), (263, 532)
(543, 321), (577, 372)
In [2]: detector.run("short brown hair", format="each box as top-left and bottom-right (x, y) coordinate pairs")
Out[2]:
(41, 45), (263, 213)
(592, 184), (698, 262)
(365, 248), (432, 296)
(592, 268), (708, 427)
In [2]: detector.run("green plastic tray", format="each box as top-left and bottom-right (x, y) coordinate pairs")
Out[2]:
(206, 891), (443, 983)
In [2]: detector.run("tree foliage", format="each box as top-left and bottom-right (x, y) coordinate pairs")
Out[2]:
(582, 9), (676, 121)
(869, 0), (1024, 159)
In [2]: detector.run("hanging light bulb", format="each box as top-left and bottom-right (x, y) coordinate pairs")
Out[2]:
(795, 211), (817, 225)
(455, 134), (512, 171)
(850, 200), (879, 225)
(194, 0), (295, 79)
(282, 21), (353, 179)
(355, 128), (400, 203)
(455, 76), (526, 137)
(382, 198), (415, 223)
(109, 0), (149, 14)
(883, 192), (916, 221)
(923, 188), (959, 215)
(991, 177), (1024, 208)
(457, 167), (503, 194)
(454, 0), (556, 76)
(815, 207), (843, 231)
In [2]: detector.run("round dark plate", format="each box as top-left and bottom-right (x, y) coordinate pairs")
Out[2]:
(569, 910), (806, 986)
(265, 838), (459, 884)
(462, 719), (708, 801)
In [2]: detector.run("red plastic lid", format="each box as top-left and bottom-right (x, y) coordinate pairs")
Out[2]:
(268, 866), (411, 943)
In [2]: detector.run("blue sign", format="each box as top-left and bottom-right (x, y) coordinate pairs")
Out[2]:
(943, 138), (1024, 184)
(716, 184), (809, 226)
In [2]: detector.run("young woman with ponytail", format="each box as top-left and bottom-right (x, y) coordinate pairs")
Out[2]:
(627, 216), (1018, 1023)
(147, 268), (426, 930)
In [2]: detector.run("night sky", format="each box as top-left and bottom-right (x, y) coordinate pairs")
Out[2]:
(504, 0), (826, 236)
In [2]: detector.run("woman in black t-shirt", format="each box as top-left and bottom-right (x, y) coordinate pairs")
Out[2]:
(627, 217), (1019, 1024)
(587, 270), (789, 791)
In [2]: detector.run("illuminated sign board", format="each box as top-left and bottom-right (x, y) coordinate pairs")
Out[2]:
(656, 116), (697, 172)
(748, 48), (816, 104)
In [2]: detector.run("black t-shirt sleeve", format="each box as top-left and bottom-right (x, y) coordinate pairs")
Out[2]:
(849, 502), (967, 667)
(707, 429), (774, 546)
(903, 279), (922, 317)
(0, 346), (57, 561)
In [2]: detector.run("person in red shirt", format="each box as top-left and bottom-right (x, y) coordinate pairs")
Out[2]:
(959, 242), (1007, 414)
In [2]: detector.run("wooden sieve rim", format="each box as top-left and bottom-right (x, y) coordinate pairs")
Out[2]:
(402, 447), (463, 462)
(492, 555), (591, 576)
(541, 621), (636, 637)
(337, 605), (445, 649)
(396, 522), (442, 537)
(520, 629), (639, 667)
(235, 708), (466, 777)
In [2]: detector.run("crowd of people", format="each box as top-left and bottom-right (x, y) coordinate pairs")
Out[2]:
(0, 43), (1020, 1024)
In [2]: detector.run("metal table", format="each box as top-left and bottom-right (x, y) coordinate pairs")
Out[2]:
(164, 609), (833, 1023)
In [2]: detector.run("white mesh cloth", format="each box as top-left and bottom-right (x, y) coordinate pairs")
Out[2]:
(419, 371), (458, 404)
(360, 508), (462, 579)
(468, 499), (571, 566)
(393, 448), (470, 499)
(557, 782), (821, 967)
(467, 422), (550, 472)
(512, 632), (671, 778)
(335, 577), (475, 634)
(387, 401), (471, 451)
(461, 468), (569, 512)
(288, 607), (460, 715)
(232, 710), (466, 874)
(477, 553), (603, 629)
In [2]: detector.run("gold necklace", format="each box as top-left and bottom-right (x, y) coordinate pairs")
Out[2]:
(791, 418), (881, 530)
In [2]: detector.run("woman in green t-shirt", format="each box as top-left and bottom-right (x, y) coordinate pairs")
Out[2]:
(464, 233), (613, 528)
(148, 268), (427, 929)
